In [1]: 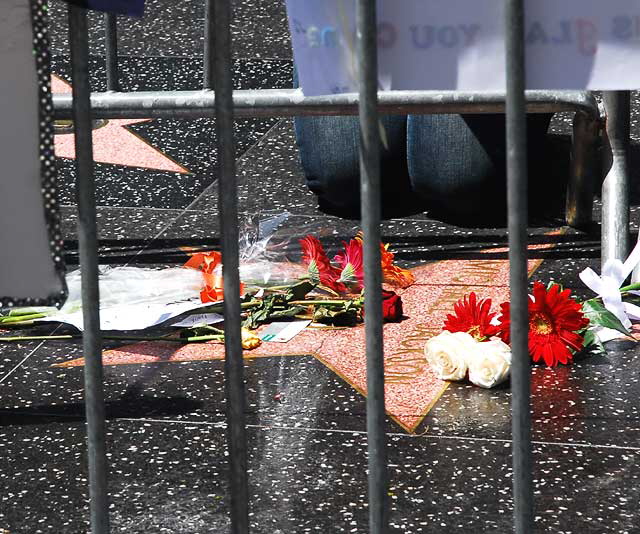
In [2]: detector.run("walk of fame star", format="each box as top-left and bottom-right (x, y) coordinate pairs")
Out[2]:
(56, 243), (555, 433)
(51, 74), (189, 174)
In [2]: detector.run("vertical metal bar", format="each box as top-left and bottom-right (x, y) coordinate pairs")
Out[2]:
(357, 1), (388, 533)
(602, 91), (630, 267)
(104, 13), (119, 91)
(505, 1), (533, 533)
(204, 0), (215, 89)
(68, 6), (110, 534)
(214, 1), (249, 532)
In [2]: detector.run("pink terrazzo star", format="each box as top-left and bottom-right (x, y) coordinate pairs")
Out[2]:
(52, 75), (188, 174)
(57, 241), (556, 433)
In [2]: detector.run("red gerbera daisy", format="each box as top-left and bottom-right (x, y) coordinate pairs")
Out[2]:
(497, 281), (589, 367)
(299, 236), (345, 293)
(334, 238), (364, 291)
(443, 292), (499, 341)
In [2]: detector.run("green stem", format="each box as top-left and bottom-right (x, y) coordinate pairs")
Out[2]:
(183, 334), (225, 342)
(289, 299), (357, 306)
(0, 313), (47, 324)
(8, 309), (51, 317)
(620, 282), (640, 293)
(0, 335), (78, 342)
(262, 284), (295, 292)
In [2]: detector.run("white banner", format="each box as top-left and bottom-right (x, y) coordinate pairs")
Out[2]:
(286, 0), (640, 95)
(0, 0), (66, 306)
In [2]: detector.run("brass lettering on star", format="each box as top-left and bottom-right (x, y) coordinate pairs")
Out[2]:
(384, 259), (505, 384)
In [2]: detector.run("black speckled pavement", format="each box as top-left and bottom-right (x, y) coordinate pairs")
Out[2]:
(2, 1), (640, 532)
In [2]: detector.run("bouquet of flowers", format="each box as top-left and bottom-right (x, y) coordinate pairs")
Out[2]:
(183, 232), (413, 329)
(0, 228), (414, 351)
(425, 247), (640, 389)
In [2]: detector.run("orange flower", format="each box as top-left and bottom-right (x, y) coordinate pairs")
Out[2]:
(379, 242), (414, 288)
(199, 285), (221, 303)
(353, 233), (415, 289)
(183, 250), (242, 303)
(184, 251), (222, 274)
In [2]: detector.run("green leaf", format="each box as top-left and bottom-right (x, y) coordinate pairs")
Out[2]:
(306, 260), (320, 284)
(546, 281), (562, 292)
(581, 300), (629, 335)
(338, 264), (359, 286)
(582, 328), (606, 355)
(622, 294), (640, 307)
(269, 306), (307, 320)
(312, 305), (360, 326)
(287, 280), (316, 301)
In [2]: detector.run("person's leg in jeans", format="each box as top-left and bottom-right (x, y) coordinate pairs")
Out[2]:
(293, 111), (553, 222)
(293, 114), (421, 219)
(407, 113), (553, 223)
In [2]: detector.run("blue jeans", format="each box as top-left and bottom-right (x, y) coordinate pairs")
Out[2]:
(293, 113), (552, 222)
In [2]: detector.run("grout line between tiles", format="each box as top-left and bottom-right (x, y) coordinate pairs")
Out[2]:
(114, 418), (640, 452)
(0, 325), (62, 385)
(61, 204), (186, 214)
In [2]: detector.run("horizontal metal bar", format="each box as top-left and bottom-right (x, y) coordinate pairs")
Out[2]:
(52, 89), (600, 120)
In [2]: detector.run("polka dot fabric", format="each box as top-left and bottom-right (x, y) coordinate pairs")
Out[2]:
(0, 0), (67, 309)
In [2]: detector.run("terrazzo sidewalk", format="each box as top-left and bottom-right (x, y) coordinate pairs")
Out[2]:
(2, 0), (640, 532)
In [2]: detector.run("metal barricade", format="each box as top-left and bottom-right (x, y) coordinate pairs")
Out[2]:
(52, 2), (631, 533)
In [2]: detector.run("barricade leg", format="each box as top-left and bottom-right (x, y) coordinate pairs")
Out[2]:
(602, 91), (631, 266)
(104, 12), (119, 92)
(213, 1), (250, 532)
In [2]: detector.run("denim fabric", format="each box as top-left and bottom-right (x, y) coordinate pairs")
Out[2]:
(406, 113), (552, 220)
(292, 73), (552, 221)
(293, 114), (420, 219)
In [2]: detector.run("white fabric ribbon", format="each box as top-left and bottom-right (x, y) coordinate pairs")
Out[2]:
(579, 238), (640, 335)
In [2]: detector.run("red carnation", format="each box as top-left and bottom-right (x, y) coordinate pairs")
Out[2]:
(362, 290), (403, 322)
(382, 290), (403, 322)
(497, 281), (589, 367)
(443, 292), (499, 341)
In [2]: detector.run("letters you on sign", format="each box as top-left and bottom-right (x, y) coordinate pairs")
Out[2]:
(286, 0), (640, 94)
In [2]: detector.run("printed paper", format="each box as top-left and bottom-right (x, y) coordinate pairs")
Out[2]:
(286, 0), (640, 94)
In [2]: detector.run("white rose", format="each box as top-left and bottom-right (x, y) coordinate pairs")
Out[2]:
(467, 338), (511, 389)
(424, 331), (476, 381)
